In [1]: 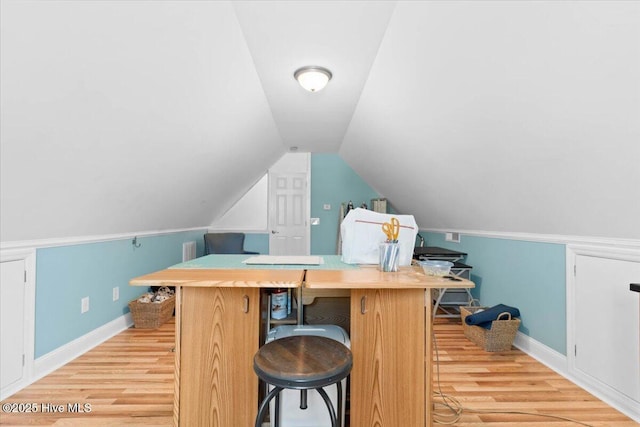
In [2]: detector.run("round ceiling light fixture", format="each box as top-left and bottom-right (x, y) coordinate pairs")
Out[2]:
(294, 66), (332, 92)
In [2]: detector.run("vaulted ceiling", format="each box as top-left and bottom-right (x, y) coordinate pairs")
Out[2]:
(1, 1), (639, 243)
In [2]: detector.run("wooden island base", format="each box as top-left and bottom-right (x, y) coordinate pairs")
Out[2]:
(130, 256), (474, 426)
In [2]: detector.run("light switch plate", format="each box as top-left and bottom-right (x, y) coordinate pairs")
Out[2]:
(81, 297), (90, 313)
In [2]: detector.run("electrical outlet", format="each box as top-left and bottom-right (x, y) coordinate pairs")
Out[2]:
(113, 286), (119, 301)
(81, 297), (90, 314)
(323, 204), (331, 210)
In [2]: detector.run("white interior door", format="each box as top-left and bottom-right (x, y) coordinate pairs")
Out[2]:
(268, 172), (309, 255)
(1, 259), (26, 390)
(574, 254), (640, 402)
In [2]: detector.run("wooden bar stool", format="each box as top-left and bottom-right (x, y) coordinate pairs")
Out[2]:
(253, 335), (353, 427)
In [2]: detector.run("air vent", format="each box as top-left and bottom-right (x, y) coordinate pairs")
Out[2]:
(445, 232), (460, 243)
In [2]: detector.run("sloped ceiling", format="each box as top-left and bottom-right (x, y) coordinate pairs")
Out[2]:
(1, 1), (283, 242)
(340, 1), (640, 240)
(1, 1), (639, 243)
(232, 1), (396, 152)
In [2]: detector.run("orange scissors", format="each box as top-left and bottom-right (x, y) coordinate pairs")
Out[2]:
(382, 217), (400, 242)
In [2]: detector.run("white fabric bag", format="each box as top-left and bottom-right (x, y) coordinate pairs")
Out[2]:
(340, 208), (418, 266)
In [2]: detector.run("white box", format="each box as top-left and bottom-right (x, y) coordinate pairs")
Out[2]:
(265, 325), (350, 427)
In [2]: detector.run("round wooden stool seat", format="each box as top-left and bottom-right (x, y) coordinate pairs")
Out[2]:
(253, 335), (353, 427)
(254, 335), (352, 388)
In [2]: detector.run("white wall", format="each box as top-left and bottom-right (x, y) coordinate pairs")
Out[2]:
(2, 1), (639, 244)
(209, 153), (310, 231)
(0, 0), (284, 242)
(341, 1), (640, 240)
(209, 174), (269, 232)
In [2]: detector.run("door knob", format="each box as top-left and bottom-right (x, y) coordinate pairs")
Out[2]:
(631, 283), (640, 293)
(271, 230), (279, 234)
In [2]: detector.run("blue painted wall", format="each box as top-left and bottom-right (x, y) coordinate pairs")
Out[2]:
(34, 230), (206, 358)
(310, 154), (381, 255)
(425, 232), (567, 354)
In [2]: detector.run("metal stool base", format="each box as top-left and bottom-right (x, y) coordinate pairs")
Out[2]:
(253, 335), (352, 427)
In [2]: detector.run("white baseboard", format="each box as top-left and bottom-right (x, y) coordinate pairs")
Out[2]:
(513, 330), (567, 374)
(2, 313), (133, 400)
(32, 314), (133, 385)
(1, 377), (32, 402)
(513, 331), (640, 423)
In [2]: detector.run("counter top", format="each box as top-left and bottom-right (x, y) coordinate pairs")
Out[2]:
(129, 255), (474, 291)
(305, 265), (474, 290)
(130, 268), (304, 288)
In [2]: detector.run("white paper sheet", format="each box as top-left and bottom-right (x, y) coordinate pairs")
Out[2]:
(243, 255), (323, 265)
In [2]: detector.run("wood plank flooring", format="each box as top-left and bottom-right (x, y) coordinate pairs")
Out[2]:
(432, 318), (637, 426)
(1, 317), (636, 426)
(0, 319), (175, 426)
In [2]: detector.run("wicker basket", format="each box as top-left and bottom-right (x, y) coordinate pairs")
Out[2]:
(128, 296), (175, 329)
(460, 305), (520, 352)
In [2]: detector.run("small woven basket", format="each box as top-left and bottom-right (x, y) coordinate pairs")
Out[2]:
(128, 295), (175, 329)
(460, 305), (520, 352)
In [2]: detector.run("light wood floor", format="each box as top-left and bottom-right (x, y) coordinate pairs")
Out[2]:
(1, 317), (636, 426)
(431, 318), (637, 426)
(0, 320), (175, 426)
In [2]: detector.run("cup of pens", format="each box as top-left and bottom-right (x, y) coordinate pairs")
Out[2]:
(380, 217), (400, 272)
(379, 242), (399, 272)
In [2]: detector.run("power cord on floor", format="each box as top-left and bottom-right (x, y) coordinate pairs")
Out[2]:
(432, 331), (596, 427)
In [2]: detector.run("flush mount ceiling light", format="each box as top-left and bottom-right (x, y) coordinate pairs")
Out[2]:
(294, 66), (332, 92)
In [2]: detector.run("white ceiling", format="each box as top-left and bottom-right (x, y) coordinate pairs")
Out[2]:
(233, 1), (396, 153)
(340, 1), (640, 239)
(1, 0), (639, 242)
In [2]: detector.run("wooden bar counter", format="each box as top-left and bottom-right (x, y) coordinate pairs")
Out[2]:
(130, 255), (474, 427)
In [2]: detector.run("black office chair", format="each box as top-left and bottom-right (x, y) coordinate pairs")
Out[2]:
(203, 232), (259, 255)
